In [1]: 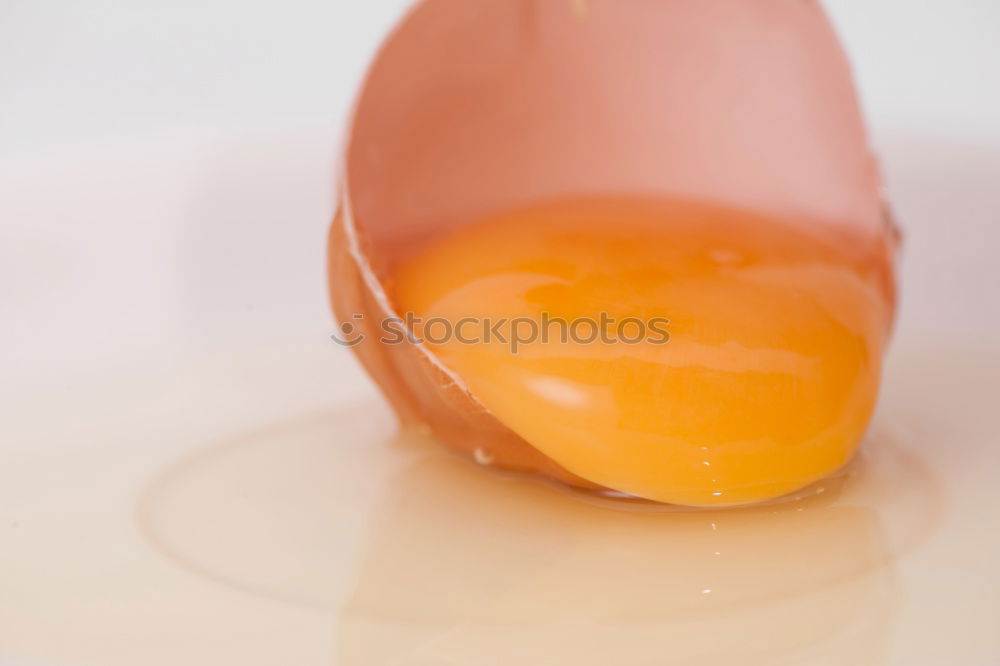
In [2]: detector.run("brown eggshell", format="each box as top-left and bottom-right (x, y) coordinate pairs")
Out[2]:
(328, 0), (897, 491)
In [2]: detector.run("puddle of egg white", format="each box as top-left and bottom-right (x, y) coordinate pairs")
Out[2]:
(139, 401), (939, 666)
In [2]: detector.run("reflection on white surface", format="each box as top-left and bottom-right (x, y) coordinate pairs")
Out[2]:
(140, 401), (938, 665)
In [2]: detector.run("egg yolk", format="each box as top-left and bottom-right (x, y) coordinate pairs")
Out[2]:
(391, 197), (892, 506)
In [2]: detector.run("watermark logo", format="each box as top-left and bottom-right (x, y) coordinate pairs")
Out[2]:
(332, 312), (670, 354)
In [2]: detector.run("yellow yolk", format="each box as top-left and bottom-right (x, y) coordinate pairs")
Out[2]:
(391, 198), (892, 506)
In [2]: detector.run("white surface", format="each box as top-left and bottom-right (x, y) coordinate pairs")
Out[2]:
(1, 1), (999, 664)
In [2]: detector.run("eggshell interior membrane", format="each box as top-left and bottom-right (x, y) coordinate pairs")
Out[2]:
(329, 0), (898, 502)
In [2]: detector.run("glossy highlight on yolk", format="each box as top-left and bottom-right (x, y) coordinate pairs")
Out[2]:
(391, 197), (893, 506)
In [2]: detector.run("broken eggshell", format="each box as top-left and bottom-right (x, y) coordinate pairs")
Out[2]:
(327, 0), (898, 500)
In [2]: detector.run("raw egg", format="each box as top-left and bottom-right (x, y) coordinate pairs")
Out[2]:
(390, 197), (892, 506)
(328, 0), (898, 506)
